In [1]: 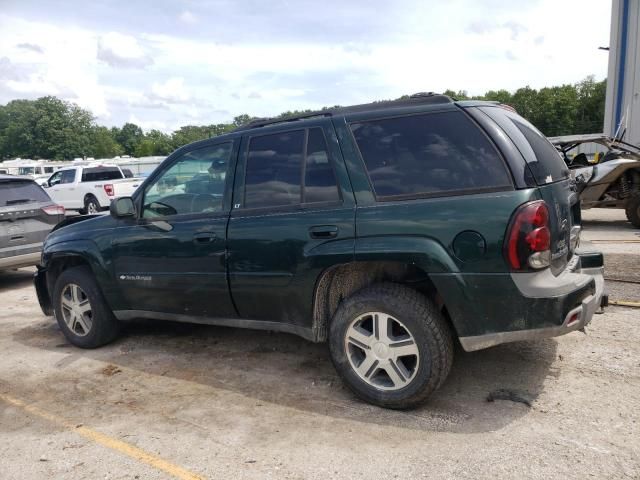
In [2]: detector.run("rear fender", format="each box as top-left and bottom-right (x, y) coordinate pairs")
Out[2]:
(355, 235), (471, 336)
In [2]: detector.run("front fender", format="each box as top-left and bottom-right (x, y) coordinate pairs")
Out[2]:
(42, 239), (121, 310)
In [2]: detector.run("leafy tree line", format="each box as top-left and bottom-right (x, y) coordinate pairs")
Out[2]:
(0, 77), (606, 161)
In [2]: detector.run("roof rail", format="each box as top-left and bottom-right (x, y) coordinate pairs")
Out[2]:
(233, 92), (453, 132)
(234, 111), (333, 132)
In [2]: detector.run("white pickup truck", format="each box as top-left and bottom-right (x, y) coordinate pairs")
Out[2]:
(43, 165), (142, 214)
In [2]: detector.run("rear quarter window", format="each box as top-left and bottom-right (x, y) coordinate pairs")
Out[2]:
(479, 107), (569, 184)
(350, 110), (512, 199)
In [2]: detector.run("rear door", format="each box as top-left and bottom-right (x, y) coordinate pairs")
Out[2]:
(477, 106), (576, 274)
(227, 122), (355, 332)
(0, 178), (61, 263)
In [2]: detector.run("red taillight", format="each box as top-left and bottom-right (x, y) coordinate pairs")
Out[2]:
(505, 201), (551, 270)
(104, 184), (114, 196)
(42, 205), (65, 216)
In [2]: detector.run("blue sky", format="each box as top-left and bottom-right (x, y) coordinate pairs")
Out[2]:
(0, 0), (611, 132)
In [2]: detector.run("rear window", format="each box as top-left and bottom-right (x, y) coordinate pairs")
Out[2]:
(81, 167), (122, 182)
(480, 107), (569, 184)
(0, 180), (50, 206)
(350, 111), (512, 199)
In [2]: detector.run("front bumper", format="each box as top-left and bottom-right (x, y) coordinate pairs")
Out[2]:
(34, 266), (53, 316)
(459, 251), (605, 352)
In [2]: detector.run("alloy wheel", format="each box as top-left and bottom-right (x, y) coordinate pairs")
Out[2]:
(60, 283), (93, 337)
(344, 312), (420, 391)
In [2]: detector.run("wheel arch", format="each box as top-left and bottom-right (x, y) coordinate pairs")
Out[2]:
(312, 259), (464, 343)
(43, 240), (118, 310)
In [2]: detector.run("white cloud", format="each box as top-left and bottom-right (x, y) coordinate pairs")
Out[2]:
(97, 32), (153, 69)
(179, 11), (197, 24)
(0, 0), (612, 130)
(149, 77), (191, 104)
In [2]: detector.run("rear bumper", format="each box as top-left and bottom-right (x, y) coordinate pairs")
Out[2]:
(458, 251), (605, 352)
(0, 251), (42, 270)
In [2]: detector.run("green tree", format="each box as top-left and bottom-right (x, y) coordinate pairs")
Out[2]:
(114, 123), (143, 156)
(90, 126), (123, 158)
(134, 129), (173, 156)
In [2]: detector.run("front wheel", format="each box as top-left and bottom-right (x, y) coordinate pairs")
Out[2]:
(53, 266), (120, 348)
(625, 195), (640, 228)
(329, 283), (453, 409)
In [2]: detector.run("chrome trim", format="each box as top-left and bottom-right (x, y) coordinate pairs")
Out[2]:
(113, 310), (316, 342)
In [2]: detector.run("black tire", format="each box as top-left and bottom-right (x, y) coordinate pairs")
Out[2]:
(53, 266), (120, 348)
(625, 195), (640, 228)
(329, 283), (454, 409)
(82, 195), (101, 215)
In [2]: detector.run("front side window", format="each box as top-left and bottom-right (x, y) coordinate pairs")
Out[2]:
(48, 171), (63, 186)
(143, 143), (232, 218)
(350, 111), (512, 199)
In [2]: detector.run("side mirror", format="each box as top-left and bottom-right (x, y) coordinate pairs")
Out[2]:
(110, 197), (136, 218)
(41, 181), (49, 187)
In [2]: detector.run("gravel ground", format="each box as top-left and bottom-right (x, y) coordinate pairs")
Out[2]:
(0, 209), (638, 479)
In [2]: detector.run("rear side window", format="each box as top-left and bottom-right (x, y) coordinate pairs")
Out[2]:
(245, 130), (304, 208)
(304, 128), (340, 203)
(244, 128), (341, 209)
(81, 167), (122, 182)
(350, 111), (512, 199)
(0, 180), (50, 206)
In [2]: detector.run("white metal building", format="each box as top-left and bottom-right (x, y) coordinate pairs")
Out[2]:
(604, 0), (640, 146)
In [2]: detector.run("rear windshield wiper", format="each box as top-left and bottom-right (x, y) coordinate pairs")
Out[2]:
(5, 199), (37, 205)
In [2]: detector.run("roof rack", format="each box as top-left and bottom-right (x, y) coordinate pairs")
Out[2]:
(233, 92), (453, 131)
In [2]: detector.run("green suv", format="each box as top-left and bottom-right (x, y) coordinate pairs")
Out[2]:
(35, 94), (606, 408)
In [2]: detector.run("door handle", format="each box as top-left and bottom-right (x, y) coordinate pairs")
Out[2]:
(309, 225), (338, 239)
(193, 232), (217, 244)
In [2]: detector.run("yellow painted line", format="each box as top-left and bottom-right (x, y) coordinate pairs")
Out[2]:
(609, 300), (640, 308)
(0, 393), (205, 480)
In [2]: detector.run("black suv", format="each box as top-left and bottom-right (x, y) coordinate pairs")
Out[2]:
(35, 94), (605, 408)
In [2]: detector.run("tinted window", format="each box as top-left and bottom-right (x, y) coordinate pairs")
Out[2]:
(244, 130), (304, 208)
(509, 116), (569, 184)
(351, 111), (512, 198)
(143, 143), (231, 217)
(304, 128), (340, 203)
(81, 167), (122, 182)
(0, 180), (50, 206)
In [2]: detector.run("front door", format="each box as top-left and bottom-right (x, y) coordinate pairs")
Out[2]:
(227, 124), (355, 333)
(110, 141), (238, 319)
(46, 169), (79, 209)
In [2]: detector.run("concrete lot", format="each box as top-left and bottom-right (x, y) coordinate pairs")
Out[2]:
(0, 209), (638, 479)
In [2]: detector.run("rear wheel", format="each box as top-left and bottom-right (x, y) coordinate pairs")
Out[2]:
(625, 195), (640, 228)
(82, 195), (101, 215)
(53, 266), (120, 348)
(329, 283), (453, 409)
